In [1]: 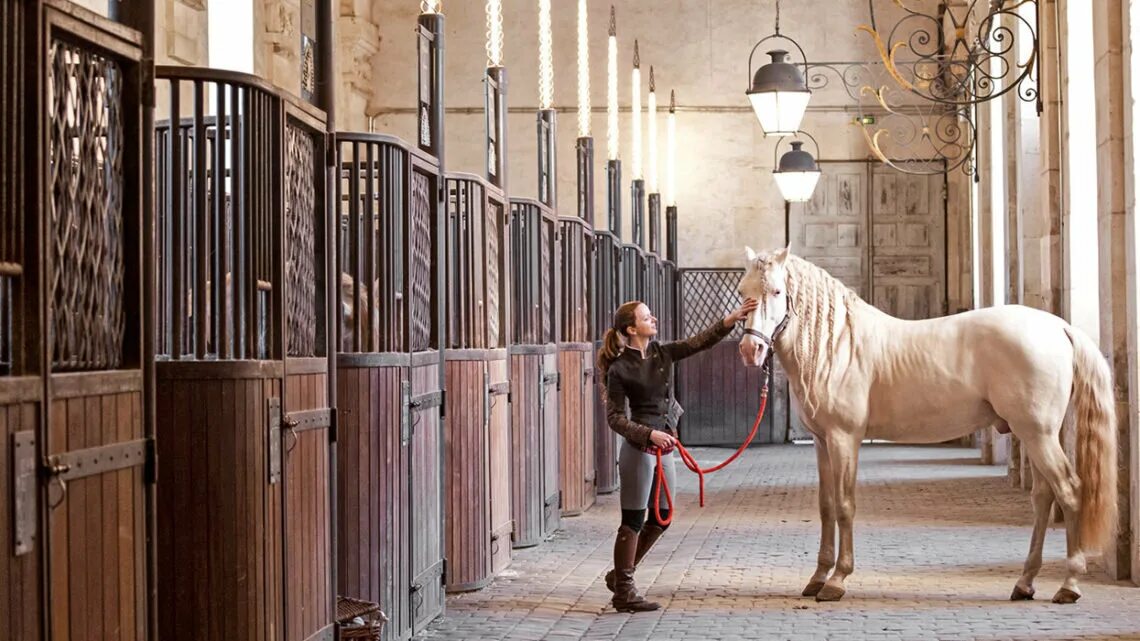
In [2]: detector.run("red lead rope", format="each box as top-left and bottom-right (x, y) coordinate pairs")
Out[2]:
(650, 370), (771, 527)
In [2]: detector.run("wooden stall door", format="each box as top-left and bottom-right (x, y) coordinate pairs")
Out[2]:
(42, 6), (151, 641)
(540, 353), (560, 536)
(406, 362), (444, 635)
(486, 359), (512, 573)
(580, 352), (596, 509)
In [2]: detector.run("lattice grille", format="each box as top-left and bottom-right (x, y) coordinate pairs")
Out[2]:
(409, 170), (433, 351)
(680, 270), (744, 340)
(486, 201), (501, 347)
(49, 39), (126, 371)
(285, 123), (318, 357)
(540, 219), (552, 343)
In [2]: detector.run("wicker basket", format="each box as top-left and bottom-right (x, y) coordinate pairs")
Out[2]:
(337, 596), (386, 641)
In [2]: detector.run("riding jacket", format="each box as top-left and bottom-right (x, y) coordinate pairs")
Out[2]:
(604, 321), (733, 448)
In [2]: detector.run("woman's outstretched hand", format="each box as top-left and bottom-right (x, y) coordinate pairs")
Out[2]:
(724, 298), (759, 327)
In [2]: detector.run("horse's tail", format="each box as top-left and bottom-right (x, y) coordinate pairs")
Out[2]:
(1065, 326), (1118, 554)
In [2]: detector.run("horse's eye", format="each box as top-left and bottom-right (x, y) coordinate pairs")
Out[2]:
(772, 289), (782, 297)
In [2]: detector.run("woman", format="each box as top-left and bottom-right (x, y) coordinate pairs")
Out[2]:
(598, 298), (758, 612)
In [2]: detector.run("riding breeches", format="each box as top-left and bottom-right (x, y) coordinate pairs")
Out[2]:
(618, 438), (677, 511)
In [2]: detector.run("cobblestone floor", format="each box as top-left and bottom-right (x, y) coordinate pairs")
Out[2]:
(415, 444), (1140, 641)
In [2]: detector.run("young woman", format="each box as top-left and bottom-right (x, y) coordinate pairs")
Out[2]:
(597, 298), (758, 612)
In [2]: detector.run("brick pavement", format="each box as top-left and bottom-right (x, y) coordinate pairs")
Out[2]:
(415, 444), (1140, 641)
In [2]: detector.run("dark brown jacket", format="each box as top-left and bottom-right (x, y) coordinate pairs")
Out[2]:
(604, 321), (733, 447)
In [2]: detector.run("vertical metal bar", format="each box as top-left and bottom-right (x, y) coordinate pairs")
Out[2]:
(666, 205), (678, 263)
(232, 84), (246, 358)
(169, 81), (183, 358)
(215, 81), (228, 358)
(349, 141), (361, 352)
(364, 141), (376, 352)
(606, 159), (621, 237)
(648, 193), (660, 256)
(193, 80), (208, 358)
(576, 137), (593, 225)
(630, 179), (645, 249)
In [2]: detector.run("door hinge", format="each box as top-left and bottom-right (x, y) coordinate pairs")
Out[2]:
(441, 558), (448, 585)
(144, 436), (158, 485)
(328, 410), (338, 443)
(439, 389), (447, 419)
(268, 397), (282, 484)
(12, 431), (35, 556)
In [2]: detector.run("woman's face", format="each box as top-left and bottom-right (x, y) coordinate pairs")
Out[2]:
(626, 303), (658, 339)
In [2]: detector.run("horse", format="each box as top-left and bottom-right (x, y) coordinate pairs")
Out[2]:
(735, 246), (1118, 604)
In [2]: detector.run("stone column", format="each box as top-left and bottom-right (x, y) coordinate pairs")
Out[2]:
(336, 1), (382, 132)
(1125, 0), (1140, 586)
(1027, 0), (1063, 318)
(1095, 0), (1136, 582)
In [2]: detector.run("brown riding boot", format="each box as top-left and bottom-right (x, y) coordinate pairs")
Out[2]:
(606, 522), (666, 592)
(610, 525), (660, 612)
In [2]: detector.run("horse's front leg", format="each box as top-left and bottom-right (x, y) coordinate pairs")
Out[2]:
(803, 436), (836, 597)
(817, 435), (860, 602)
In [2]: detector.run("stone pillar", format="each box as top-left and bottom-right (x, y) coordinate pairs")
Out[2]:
(156, 0), (208, 67)
(1096, 0), (1136, 582)
(255, 0), (302, 97)
(1125, 0), (1140, 586)
(336, 1), (382, 132)
(1027, 0), (1063, 318)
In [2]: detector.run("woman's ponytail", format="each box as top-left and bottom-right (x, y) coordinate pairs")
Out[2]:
(596, 300), (643, 384)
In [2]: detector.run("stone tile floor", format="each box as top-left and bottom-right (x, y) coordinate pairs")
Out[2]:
(415, 444), (1140, 641)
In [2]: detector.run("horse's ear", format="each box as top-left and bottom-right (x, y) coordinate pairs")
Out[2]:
(744, 246), (758, 263)
(773, 246), (790, 265)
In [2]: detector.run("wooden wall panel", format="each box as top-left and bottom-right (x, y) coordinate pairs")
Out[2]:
(676, 342), (778, 447)
(409, 362), (443, 633)
(156, 374), (281, 641)
(540, 353), (560, 536)
(0, 401), (41, 641)
(509, 354), (543, 548)
(443, 359), (489, 592)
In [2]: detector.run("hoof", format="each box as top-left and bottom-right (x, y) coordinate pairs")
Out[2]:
(801, 581), (826, 597)
(815, 584), (846, 602)
(1051, 588), (1080, 604)
(1010, 585), (1035, 601)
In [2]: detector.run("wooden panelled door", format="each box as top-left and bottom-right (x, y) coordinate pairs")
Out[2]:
(788, 162), (946, 440)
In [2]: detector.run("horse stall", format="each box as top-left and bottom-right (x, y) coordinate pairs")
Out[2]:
(441, 173), (512, 591)
(508, 199), (561, 547)
(558, 216), (596, 516)
(591, 230), (622, 494)
(1, 4), (155, 639)
(153, 68), (337, 641)
(333, 133), (446, 639)
(675, 269), (786, 447)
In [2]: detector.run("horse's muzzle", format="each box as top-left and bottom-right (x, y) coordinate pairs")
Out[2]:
(738, 337), (768, 368)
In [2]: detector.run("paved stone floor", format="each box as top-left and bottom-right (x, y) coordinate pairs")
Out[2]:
(415, 444), (1140, 641)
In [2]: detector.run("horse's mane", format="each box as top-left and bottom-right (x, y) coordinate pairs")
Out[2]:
(781, 255), (865, 418)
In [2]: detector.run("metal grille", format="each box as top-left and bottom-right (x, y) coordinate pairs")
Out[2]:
(486, 200), (501, 347)
(0, 1), (25, 374)
(409, 169), (433, 351)
(679, 269), (744, 340)
(285, 122), (318, 357)
(540, 219), (552, 343)
(49, 39), (126, 371)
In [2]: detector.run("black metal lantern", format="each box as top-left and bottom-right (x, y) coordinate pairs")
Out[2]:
(745, 1), (811, 136)
(773, 133), (821, 203)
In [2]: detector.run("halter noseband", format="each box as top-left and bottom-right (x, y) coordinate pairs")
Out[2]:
(741, 314), (789, 356)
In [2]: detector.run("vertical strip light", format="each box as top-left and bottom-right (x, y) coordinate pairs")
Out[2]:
(486, 0), (503, 66)
(577, 0), (590, 137)
(631, 40), (642, 179)
(647, 67), (658, 192)
(607, 7), (619, 160)
(538, 0), (554, 110)
(421, 0), (440, 14)
(667, 90), (676, 206)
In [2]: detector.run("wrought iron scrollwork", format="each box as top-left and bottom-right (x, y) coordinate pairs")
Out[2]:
(857, 0), (1040, 113)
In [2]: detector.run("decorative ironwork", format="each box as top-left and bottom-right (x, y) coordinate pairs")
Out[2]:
(540, 218), (552, 343)
(807, 60), (976, 177)
(285, 122), (319, 357)
(49, 38), (126, 370)
(487, 200), (502, 347)
(679, 270), (743, 341)
(856, 0), (1040, 112)
(409, 170), (433, 351)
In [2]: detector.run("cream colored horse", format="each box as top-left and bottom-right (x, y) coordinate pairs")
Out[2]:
(736, 246), (1117, 604)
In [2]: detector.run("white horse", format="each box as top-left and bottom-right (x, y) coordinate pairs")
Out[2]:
(735, 246), (1118, 604)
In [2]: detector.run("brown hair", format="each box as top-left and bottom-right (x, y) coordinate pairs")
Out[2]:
(597, 300), (643, 383)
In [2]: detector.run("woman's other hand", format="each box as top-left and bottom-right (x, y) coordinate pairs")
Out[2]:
(724, 298), (759, 327)
(649, 430), (676, 449)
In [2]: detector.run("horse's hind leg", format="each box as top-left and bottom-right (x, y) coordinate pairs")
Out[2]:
(1020, 433), (1085, 604)
(1012, 464), (1055, 600)
(816, 435), (860, 602)
(803, 437), (836, 597)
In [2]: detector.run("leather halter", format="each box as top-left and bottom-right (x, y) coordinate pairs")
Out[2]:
(741, 314), (789, 356)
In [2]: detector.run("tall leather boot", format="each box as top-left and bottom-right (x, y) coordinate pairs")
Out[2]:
(610, 525), (660, 612)
(605, 522), (666, 592)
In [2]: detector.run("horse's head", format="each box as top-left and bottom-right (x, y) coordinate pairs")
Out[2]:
(737, 245), (791, 368)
